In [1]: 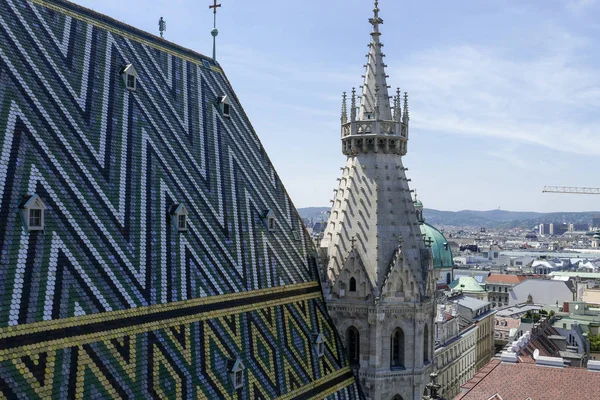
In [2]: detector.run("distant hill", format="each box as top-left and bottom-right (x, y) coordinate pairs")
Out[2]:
(297, 207), (600, 229)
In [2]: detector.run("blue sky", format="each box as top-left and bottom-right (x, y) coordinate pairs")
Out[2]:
(72, 0), (600, 212)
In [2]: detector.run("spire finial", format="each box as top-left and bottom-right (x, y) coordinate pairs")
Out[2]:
(209, 0), (222, 60)
(369, 1), (383, 33)
(358, 1), (392, 121)
(351, 88), (357, 122)
(394, 87), (401, 121)
(403, 92), (409, 122)
(341, 92), (348, 124)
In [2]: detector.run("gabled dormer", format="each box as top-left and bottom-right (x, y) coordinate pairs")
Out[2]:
(120, 64), (138, 91)
(312, 333), (326, 357)
(169, 203), (188, 232)
(217, 95), (231, 118)
(19, 194), (46, 232)
(228, 358), (245, 390)
(262, 209), (275, 232)
(335, 249), (373, 300)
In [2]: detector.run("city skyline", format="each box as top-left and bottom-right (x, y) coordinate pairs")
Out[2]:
(71, 0), (600, 213)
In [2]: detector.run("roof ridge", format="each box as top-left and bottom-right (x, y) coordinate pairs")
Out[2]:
(31, 0), (216, 67)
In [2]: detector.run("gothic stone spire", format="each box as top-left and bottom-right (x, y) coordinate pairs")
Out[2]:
(340, 1), (409, 157)
(359, 0), (392, 121)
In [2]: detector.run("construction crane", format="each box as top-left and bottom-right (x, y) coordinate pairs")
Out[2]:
(542, 186), (600, 195)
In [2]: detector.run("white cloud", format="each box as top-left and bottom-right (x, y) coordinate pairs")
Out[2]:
(566, 0), (597, 14)
(387, 26), (600, 156)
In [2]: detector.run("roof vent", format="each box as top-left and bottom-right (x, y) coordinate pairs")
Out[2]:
(588, 360), (600, 372)
(535, 356), (564, 368)
(500, 351), (518, 363)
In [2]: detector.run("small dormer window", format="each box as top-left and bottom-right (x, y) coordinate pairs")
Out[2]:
(313, 333), (326, 357)
(178, 214), (187, 231)
(228, 358), (245, 390)
(262, 209), (275, 232)
(19, 194), (46, 231)
(120, 64), (138, 91)
(127, 74), (135, 89)
(169, 203), (188, 232)
(30, 209), (42, 228)
(217, 95), (231, 118)
(292, 230), (301, 241)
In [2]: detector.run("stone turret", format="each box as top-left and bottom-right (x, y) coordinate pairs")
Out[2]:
(340, 1), (409, 157)
(320, 2), (436, 399)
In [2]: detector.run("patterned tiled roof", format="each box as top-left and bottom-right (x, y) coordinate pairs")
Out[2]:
(456, 359), (600, 400)
(0, 0), (360, 398)
(485, 274), (527, 285)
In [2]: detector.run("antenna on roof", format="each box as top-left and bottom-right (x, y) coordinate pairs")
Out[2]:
(209, 0), (222, 61)
(158, 17), (166, 38)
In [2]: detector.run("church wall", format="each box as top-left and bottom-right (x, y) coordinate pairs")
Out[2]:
(327, 299), (435, 400)
(0, 0), (360, 398)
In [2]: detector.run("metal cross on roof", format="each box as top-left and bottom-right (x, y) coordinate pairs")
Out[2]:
(209, 0), (221, 16)
(425, 237), (434, 248)
(350, 236), (357, 249)
(209, 0), (222, 60)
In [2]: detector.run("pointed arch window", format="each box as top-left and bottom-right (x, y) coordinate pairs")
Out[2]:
(391, 328), (405, 369)
(346, 326), (360, 365)
(349, 277), (357, 292)
(424, 324), (430, 364)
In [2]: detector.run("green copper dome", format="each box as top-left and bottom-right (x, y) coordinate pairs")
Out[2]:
(420, 222), (454, 269)
(413, 199), (424, 210)
(449, 276), (485, 292)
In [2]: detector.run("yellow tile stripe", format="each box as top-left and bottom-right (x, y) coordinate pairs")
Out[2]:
(0, 282), (321, 361)
(275, 367), (354, 400)
(28, 0), (222, 73)
(308, 378), (356, 400)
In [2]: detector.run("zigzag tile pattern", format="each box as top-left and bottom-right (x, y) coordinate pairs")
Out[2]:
(0, 0), (360, 397)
